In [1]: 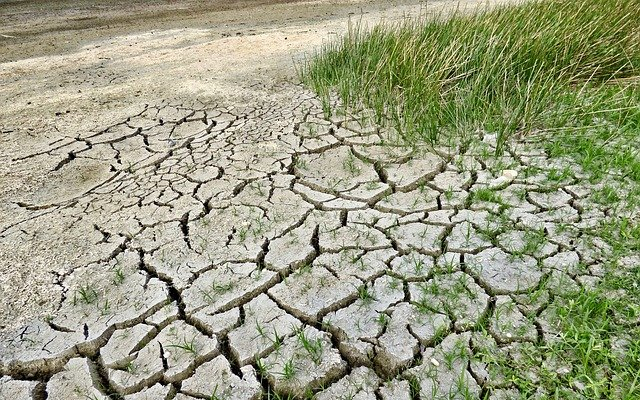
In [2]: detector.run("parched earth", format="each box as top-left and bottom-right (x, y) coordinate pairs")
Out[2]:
(0, 0), (636, 399)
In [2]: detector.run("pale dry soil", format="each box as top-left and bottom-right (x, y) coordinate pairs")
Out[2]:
(2, 0), (635, 399)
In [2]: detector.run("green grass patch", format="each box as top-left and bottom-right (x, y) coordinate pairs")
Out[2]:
(541, 84), (640, 183)
(546, 285), (640, 399)
(301, 0), (640, 154)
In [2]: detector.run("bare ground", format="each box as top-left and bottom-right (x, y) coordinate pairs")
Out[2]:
(0, 0), (428, 332)
(3, 1), (613, 399)
(0, 0), (518, 334)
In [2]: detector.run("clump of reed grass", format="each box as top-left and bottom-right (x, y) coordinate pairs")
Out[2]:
(301, 0), (640, 152)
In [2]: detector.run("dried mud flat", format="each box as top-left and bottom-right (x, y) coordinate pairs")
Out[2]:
(1, 0), (636, 399)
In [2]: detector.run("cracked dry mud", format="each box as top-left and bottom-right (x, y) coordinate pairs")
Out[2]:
(1, 87), (634, 399)
(1, 1), (637, 399)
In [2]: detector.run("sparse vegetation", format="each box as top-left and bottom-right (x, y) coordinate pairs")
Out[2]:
(294, 327), (324, 365)
(166, 336), (199, 356)
(73, 284), (99, 306)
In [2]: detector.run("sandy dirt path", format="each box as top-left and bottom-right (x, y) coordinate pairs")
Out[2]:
(1, 0), (427, 332)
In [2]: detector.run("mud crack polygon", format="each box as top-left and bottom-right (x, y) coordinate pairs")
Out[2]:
(0, 86), (632, 399)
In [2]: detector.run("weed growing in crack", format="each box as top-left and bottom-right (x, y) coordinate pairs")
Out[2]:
(547, 166), (573, 183)
(353, 257), (366, 272)
(237, 226), (249, 243)
(99, 299), (111, 316)
(307, 123), (318, 137)
(200, 280), (234, 304)
(124, 361), (137, 374)
(166, 336), (199, 356)
(521, 229), (547, 256)
(593, 184), (622, 206)
(249, 181), (266, 197)
(281, 357), (296, 380)
(328, 177), (344, 192)
(375, 313), (390, 329)
(271, 327), (285, 352)
(454, 371), (476, 400)
(255, 357), (270, 375)
(294, 327), (323, 365)
(251, 218), (269, 238)
(255, 320), (267, 339)
(365, 181), (380, 191)
(387, 276), (401, 290)
(356, 284), (375, 304)
(112, 267), (125, 286)
(407, 377), (421, 399)
(443, 339), (470, 370)
(443, 186), (454, 202)
(295, 157), (308, 171)
(363, 229), (378, 246)
(473, 187), (503, 205)
(411, 256), (427, 276)
(462, 222), (473, 246)
(320, 318), (333, 331)
(73, 284), (98, 306)
(438, 256), (458, 274)
(415, 297), (436, 315)
(198, 216), (213, 228)
(476, 225), (501, 244)
(296, 262), (312, 276)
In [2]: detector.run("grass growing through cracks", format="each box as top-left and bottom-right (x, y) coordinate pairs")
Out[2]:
(302, 0), (639, 398)
(300, 0), (640, 154)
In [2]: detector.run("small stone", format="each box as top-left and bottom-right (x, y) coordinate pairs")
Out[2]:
(502, 169), (518, 180)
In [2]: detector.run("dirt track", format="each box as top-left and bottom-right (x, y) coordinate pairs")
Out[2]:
(1, 0), (422, 63)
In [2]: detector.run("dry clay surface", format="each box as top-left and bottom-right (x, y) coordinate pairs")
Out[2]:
(2, 0), (635, 399)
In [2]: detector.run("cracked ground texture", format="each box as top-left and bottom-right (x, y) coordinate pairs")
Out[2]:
(1, 0), (637, 399)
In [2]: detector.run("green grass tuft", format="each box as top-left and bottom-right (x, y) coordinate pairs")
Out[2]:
(301, 0), (640, 155)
